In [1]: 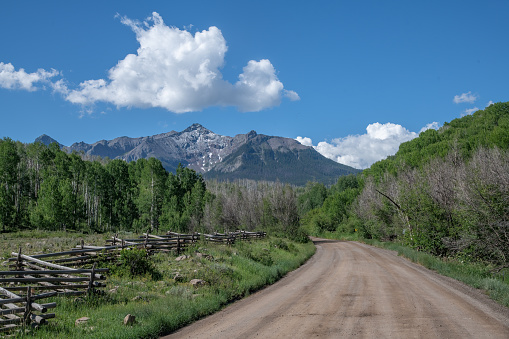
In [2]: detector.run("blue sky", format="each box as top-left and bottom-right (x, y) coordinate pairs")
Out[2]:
(1, 1), (507, 168)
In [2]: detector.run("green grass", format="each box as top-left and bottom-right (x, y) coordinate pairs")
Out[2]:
(1, 233), (315, 338)
(315, 231), (509, 308)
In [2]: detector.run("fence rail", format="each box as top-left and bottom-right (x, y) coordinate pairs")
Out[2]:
(202, 230), (266, 244)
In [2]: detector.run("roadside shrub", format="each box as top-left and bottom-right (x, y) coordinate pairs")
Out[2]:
(288, 228), (311, 243)
(115, 248), (160, 279)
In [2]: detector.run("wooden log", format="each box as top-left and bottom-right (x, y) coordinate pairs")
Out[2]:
(44, 255), (95, 264)
(0, 324), (18, 333)
(0, 306), (26, 316)
(142, 233), (165, 239)
(55, 290), (86, 296)
(22, 273), (81, 294)
(0, 303), (55, 320)
(18, 262), (105, 280)
(73, 245), (122, 250)
(6, 243), (139, 262)
(16, 247), (22, 271)
(9, 253), (104, 280)
(0, 277), (92, 283)
(0, 287), (53, 312)
(23, 287), (31, 324)
(19, 262), (107, 281)
(0, 291), (57, 306)
(0, 313), (51, 326)
(111, 236), (138, 245)
(87, 263), (96, 294)
(4, 283), (104, 292)
(37, 312), (56, 320)
(1, 268), (108, 276)
(0, 316), (22, 326)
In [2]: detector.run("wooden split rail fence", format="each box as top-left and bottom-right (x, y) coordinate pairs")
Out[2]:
(1, 248), (109, 334)
(106, 232), (200, 255)
(0, 230), (265, 334)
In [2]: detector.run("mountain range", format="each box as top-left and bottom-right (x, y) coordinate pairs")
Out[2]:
(35, 124), (359, 185)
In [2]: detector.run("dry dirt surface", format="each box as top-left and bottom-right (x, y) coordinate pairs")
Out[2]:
(163, 239), (509, 338)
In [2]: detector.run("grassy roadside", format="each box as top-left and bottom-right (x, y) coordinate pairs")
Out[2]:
(312, 231), (509, 308)
(0, 232), (315, 338)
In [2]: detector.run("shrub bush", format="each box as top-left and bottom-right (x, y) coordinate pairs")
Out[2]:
(115, 248), (160, 279)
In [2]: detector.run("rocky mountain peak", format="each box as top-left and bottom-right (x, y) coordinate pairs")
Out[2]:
(182, 123), (209, 134)
(34, 134), (62, 147)
(34, 124), (359, 185)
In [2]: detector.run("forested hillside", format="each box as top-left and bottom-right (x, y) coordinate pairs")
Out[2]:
(301, 102), (509, 267)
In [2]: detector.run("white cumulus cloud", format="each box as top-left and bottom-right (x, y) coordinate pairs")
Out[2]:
(419, 121), (440, 133)
(453, 91), (478, 104)
(0, 62), (59, 91)
(298, 122), (440, 169)
(295, 136), (313, 146)
(61, 12), (297, 113)
(462, 107), (479, 116)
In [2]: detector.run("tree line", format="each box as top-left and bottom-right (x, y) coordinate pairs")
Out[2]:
(0, 140), (207, 233)
(0, 139), (303, 240)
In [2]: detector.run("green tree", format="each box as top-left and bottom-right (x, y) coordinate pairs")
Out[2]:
(0, 138), (20, 231)
(137, 158), (167, 231)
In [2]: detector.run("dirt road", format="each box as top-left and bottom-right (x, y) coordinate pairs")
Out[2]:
(164, 239), (509, 338)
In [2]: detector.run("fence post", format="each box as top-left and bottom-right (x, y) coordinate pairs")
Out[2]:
(87, 263), (96, 295)
(79, 239), (85, 265)
(16, 247), (23, 272)
(177, 234), (181, 255)
(23, 286), (32, 326)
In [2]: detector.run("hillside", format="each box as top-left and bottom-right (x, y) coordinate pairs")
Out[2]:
(365, 101), (509, 178)
(356, 102), (508, 263)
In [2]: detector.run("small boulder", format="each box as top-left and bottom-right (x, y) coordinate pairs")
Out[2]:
(124, 314), (136, 326)
(190, 279), (206, 287)
(131, 295), (148, 302)
(73, 297), (85, 305)
(75, 317), (90, 326)
(109, 286), (119, 294)
(173, 273), (185, 282)
(175, 255), (188, 261)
